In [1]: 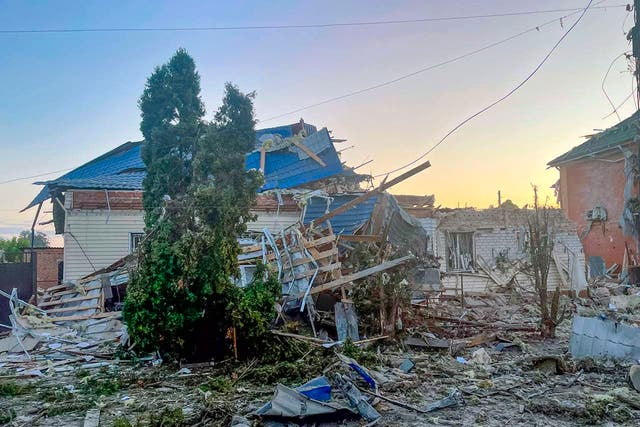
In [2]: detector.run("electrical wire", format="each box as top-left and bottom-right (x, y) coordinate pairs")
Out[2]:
(602, 52), (630, 122)
(0, 0), (614, 186)
(0, 168), (73, 185)
(0, 4), (625, 34)
(371, 0), (595, 179)
(260, 0), (613, 123)
(602, 89), (636, 119)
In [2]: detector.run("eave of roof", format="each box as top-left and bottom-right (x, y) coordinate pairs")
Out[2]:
(548, 111), (640, 167)
(23, 123), (346, 211)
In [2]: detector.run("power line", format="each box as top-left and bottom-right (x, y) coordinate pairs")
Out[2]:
(0, 168), (72, 185)
(0, 1), (612, 186)
(260, 1), (614, 123)
(0, 4), (625, 34)
(372, 0), (595, 179)
(601, 52), (631, 122)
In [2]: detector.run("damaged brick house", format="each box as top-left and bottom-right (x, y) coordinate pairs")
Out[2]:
(396, 196), (587, 294)
(548, 111), (640, 272)
(22, 120), (426, 282)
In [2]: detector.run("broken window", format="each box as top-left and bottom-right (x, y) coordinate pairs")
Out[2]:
(129, 232), (144, 253)
(446, 232), (474, 271)
(425, 234), (434, 254)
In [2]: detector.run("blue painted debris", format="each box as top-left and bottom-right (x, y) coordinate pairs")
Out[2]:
(334, 373), (381, 422)
(338, 354), (376, 390)
(494, 342), (517, 352)
(295, 376), (332, 402)
(456, 356), (467, 364)
(255, 383), (354, 419)
(399, 358), (415, 373)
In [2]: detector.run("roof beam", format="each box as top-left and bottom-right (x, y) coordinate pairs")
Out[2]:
(311, 160), (431, 227)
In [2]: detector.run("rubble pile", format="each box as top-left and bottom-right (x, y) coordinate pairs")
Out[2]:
(0, 262), (131, 380)
(3, 286), (640, 426)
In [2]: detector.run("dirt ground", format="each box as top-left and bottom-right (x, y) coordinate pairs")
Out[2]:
(2, 319), (639, 427)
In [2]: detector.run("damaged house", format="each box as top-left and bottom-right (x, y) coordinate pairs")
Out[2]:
(22, 120), (426, 283)
(548, 111), (640, 274)
(399, 199), (587, 295)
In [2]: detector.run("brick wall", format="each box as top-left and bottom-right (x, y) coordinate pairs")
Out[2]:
(71, 190), (143, 210)
(559, 156), (638, 267)
(30, 247), (63, 289)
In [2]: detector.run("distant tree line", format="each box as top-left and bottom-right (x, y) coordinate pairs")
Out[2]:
(0, 230), (49, 263)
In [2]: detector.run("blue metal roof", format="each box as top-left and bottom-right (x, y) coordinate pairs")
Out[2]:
(25, 123), (345, 210)
(302, 193), (379, 235)
(246, 128), (344, 191)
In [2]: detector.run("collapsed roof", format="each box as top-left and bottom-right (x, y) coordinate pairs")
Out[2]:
(23, 121), (360, 211)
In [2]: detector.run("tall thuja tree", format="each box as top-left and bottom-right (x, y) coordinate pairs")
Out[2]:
(139, 48), (205, 227)
(124, 49), (206, 356)
(180, 84), (267, 358)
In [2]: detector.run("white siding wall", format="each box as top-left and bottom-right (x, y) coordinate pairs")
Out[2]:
(62, 204), (302, 282)
(63, 210), (144, 282)
(246, 211), (301, 234)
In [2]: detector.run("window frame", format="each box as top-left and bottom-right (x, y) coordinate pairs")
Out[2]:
(129, 232), (144, 253)
(445, 231), (475, 272)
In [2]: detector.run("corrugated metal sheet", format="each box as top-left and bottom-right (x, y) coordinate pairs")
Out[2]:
(52, 172), (145, 191)
(246, 128), (344, 191)
(303, 194), (379, 235)
(383, 194), (427, 255)
(570, 316), (640, 362)
(26, 123), (345, 209)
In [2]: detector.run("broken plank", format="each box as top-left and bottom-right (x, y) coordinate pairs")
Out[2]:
(39, 294), (101, 308)
(241, 244), (262, 253)
(259, 146), (266, 172)
(49, 311), (122, 323)
(303, 255), (415, 296)
(270, 330), (328, 344)
(41, 284), (103, 299)
(292, 248), (339, 267)
(290, 139), (327, 167)
(45, 305), (100, 314)
(304, 235), (336, 249)
(311, 160), (431, 226)
(43, 283), (74, 293)
(83, 408), (101, 427)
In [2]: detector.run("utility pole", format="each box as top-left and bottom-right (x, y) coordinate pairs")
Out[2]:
(629, 0), (640, 261)
(630, 1), (640, 107)
(497, 190), (502, 207)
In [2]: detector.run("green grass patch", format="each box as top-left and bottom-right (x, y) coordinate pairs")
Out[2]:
(0, 381), (33, 397)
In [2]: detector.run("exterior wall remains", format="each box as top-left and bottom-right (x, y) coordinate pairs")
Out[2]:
(63, 191), (144, 282)
(416, 208), (586, 295)
(557, 155), (638, 268)
(61, 190), (303, 282)
(23, 247), (64, 289)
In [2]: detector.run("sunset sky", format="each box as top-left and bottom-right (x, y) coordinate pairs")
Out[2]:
(0, 0), (636, 241)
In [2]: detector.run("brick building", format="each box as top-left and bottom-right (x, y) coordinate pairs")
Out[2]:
(23, 247), (64, 289)
(548, 111), (640, 270)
